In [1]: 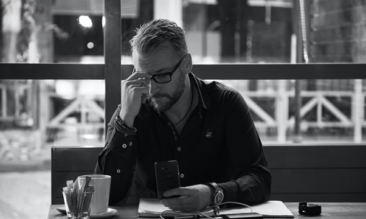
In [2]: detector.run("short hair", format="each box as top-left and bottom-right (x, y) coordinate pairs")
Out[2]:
(129, 19), (188, 55)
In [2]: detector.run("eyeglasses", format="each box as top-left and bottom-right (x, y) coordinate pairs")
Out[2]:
(133, 55), (186, 84)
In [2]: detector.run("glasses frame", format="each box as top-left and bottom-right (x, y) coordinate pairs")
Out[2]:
(133, 55), (187, 84)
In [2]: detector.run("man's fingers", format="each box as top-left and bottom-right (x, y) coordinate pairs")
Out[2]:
(161, 189), (193, 207)
(164, 187), (192, 197)
(161, 197), (196, 212)
(141, 94), (148, 103)
(127, 72), (152, 81)
(124, 78), (149, 88)
(129, 87), (149, 100)
(123, 78), (150, 86)
(161, 196), (190, 207)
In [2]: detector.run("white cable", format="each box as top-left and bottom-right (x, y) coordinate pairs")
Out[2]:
(199, 211), (215, 218)
(218, 201), (253, 213)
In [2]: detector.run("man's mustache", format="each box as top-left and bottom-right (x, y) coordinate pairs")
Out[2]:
(149, 93), (171, 99)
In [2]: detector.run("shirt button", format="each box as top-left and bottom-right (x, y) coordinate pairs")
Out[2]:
(129, 142), (132, 146)
(177, 147), (181, 151)
(117, 169), (120, 173)
(180, 174), (184, 178)
(122, 144), (127, 148)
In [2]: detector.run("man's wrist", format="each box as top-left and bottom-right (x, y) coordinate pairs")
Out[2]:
(204, 182), (224, 206)
(119, 112), (135, 128)
(205, 184), (214, 207)
(115, 115), (137, 135)
(206, 184), (214, 197)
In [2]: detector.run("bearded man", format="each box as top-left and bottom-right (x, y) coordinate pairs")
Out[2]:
(95, 19), (271, 212)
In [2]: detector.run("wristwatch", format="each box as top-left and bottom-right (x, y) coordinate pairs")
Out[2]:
(205, 182), (224, 206)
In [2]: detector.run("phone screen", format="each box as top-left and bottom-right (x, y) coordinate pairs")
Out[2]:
(154, 160), (181, 199)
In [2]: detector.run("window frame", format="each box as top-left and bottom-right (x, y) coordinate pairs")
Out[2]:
(0, 0), (365, 145)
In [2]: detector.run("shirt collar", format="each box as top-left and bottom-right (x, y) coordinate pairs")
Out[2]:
(189, 72), (211, 111)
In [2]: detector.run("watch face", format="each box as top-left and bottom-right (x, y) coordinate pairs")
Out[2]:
(214, 191), (224, 204)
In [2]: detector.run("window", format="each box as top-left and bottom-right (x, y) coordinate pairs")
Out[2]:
(0, 1), (366, 218)
(218, 79), (366, 144)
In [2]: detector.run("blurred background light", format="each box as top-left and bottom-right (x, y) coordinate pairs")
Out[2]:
(87, 42), (94, 49)
(79, 15), (93, 28)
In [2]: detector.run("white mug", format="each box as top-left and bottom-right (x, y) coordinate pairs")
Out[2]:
(78, 174), (111, 215)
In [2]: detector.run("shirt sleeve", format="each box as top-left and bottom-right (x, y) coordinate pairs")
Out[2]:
(217, 91), (272, 205)
(94, 105), (137, 205)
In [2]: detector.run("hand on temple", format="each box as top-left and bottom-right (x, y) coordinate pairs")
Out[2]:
(120, 72), (151, 127)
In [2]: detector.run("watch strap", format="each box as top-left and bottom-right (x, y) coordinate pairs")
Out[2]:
(205, 182), (224, 206)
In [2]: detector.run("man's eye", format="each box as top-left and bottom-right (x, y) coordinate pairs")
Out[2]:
(155, 74), (170, 79)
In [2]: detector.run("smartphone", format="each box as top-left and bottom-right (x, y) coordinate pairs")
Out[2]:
(154, 160), (181, 199)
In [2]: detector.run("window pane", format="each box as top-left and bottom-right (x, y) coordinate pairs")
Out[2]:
(117, 0), (366, 64)
(49, 80), (106, 146)
(54, 15), (104, 63)
(217, 79), (365, 144)
(3, 1), (365, 64)
(0, 0), (105, 64)
(0, 79), (105, 219)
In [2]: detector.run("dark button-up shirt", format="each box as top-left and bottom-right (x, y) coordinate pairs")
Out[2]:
(95, 73), (271, 205)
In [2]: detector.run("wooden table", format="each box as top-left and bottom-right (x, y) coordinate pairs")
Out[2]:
(48, 203), (366, 219)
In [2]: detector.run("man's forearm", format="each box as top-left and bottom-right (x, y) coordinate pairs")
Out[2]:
(236, 172), (271, 204)
(218, 170), (271, 205)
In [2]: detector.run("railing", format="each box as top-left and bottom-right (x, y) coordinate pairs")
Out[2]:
(242, 79), (364, 143)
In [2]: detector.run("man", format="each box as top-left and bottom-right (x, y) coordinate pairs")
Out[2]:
(95, 19), (271, 212)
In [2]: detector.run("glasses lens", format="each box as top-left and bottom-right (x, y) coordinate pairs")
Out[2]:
(154, 74), (171, 83)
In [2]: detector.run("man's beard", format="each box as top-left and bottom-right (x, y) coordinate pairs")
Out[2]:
(148, 73), (186, 113)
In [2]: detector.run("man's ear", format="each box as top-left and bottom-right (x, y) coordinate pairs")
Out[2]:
(183, 53), (193, 74)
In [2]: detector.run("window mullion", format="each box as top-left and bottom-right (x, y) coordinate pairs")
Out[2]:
(104, 0), (122, 139)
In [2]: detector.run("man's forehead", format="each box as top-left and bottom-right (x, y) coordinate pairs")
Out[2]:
(132, 50), (176, 74)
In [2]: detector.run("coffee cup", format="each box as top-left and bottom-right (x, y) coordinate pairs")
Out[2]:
(78, 174), (111, 215)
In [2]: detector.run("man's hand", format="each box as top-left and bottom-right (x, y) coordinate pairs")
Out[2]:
(120, 72), (151, 127)
(160, 184), (212, 212)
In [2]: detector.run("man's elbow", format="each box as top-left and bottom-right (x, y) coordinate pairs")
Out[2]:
(252, 173), (272, 204)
